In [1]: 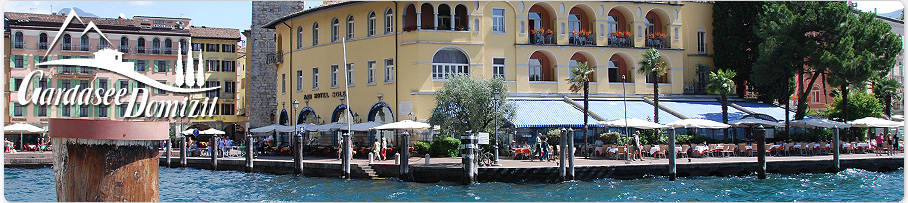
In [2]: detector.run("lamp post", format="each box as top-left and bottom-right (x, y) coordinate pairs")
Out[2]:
(492, 89), (501, 166)
(292, 100), (303, 174)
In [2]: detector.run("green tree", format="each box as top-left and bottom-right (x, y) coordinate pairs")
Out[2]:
(712, 1), (763, 97)
(872, 77), (902, 118)
(820, 10), (902, 124)
(429, 74), (516, 137)
(707, 69), (736, 141)
(566, 61), (594, 155)
(825, 91), (883, 122)
(638, 48), (668, 123)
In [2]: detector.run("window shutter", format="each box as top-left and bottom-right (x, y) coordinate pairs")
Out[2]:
(115, 105), (120, 117)
(166, 61), (171, 72)
(33, 105), (38, 117)
(132, 59), (137, 71)
(34, 56), (39, 68)
(9, 55), (15, 68)
(33, 78), (38, 90)
(9, 102), (14, 117)
(9, 79), (14, 92)
(152, 60), (158, 72)
(57, 104), (62, 117)
(88, 105), (94, 117)
(24, 55), (29, 68)
(129, 81), (135, 94)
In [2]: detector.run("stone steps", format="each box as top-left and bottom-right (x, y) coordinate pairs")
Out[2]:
(354, 164), (380, 179)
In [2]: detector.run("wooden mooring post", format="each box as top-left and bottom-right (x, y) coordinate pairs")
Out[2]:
(50, 118), (167, 202)
(179, 136), (187, 167)
(756, 125), (767, 179)
(210, 136), (219, 170)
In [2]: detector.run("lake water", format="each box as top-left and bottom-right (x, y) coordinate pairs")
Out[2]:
(4, 167), (903, 202)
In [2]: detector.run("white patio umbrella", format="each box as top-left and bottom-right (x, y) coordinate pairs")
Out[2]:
(597, 118), (668, 129)
(308, 122), (349, 131)
(728, 118), (784, 127)
(3, 123), (46, 150)
(181, 129), (197, 135)
(665, 118), (731, 129)
(341, 121), (386, 131)
(371, 120), (431, 130)
(791, 118), (851, 129)
(200, 128), (226, 135)
(249, 124), (295, 133)
(848, 117), (904, 128)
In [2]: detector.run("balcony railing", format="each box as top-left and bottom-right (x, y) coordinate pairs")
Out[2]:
(62, 43), (73, 51)
(266, 51), (283, 65)
(98, 44), (111, 50)
(645, 38), (667, 48)
(530, 34), (555, 45)
(697, 43), (708, 55)
(152, 47), (161, 54)
(57, 66), (94, 76)
(569, 34), (595, 46)
(119, 45), (130, 53)
(608, 36), (633, 47)
(164, 47), (173, 55)
(13, 41), (25, 49)
(38, 42), (48, 50)
(79, 43), (91, 52)
(136, 46), (147, 54)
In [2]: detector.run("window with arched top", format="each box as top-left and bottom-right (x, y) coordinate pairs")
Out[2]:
(312, 22), (319, 45)
(332, 18), (339, 42)
(297, 26), (304, 48)
(164, 38), (172, 54)
(80, 34), (90, 51)
(120, 36), (129, 52)
(437, 4), (451, 30)
(137, 37), (146, 53)
(346, 15), (355, 40)
(385, 8), (394, 34)
(431, 48), (469, 80)
(152, 38), (161, 54)
(368, 11), (376, 36)
(62, 34), (72, 50)
(13, 32), (23, 49)
(179, 39), (187, 54)
(99, 36), (110, 50)
(38, 33), (48, 50)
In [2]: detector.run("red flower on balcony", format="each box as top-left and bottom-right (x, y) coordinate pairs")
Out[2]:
(647, 32), (668, 40)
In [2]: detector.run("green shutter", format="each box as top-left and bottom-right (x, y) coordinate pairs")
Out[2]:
(57, 104), (62, 117)
(33, 79), (38, 90)
(152, 60), (158, 72)
(9, 79), (14, 91)
(33, 105), (38, 117)
(9, 102), (14, 117)
(129, 81), (135, 94)
(166, 61), (171, 72)
(9, 55), (14, 68)
(34, 56), (40, 68)
(24, 55), (29, 68)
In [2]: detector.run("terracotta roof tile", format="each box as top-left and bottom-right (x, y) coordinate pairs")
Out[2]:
(189, 26), (241, 40)
(5, 12), (137, 27)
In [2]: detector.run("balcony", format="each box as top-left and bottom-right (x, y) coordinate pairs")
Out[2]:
(98, 44), (111, 50)
(57, 66), (94, 76)
(119, 45), (130, 53)
(79, 43), (91, 52)
(151, 47), (161, 55)
(529, 34), (555, 45)
(266, 51), (283, 65)
(136, 46), (147, 54)
(62, 43), (73, 51)
(607, 35), (634, 48)
(569, 34), (595, 46)
(164, 47), (173, 55)
(13, 41), (25, 49)
(38, 42), (48, 50)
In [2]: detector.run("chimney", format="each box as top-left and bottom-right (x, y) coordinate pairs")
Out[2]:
(61, 11), (66, 16)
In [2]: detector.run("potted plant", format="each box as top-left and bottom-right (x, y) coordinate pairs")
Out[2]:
(403, 25), (418, 32)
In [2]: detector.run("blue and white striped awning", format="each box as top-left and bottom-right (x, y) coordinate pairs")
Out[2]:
(659, 101), (749, 123)
(510, 100), (598, 128)
(733, 102), (797, 121)
(584, 100), (681, 124)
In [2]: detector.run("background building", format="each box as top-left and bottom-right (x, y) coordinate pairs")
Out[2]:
(248, 1), (306, 130)
(187, 26), (246, 139)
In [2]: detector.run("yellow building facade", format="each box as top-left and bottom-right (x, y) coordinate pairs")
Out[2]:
(266, 1), (715, 127)
(187, 26), (247, 130)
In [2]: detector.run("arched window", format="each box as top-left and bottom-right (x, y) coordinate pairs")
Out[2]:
(346, 15), (355, 40)
(607, 54), (632, 83)
(13, 32), (23, 49)
(404, 4), (417, 30)
(431, 48), (469, 80)
(331, 18), (339, 42)
(99, 36), (109, 50)
(454, 4), (468, 31)
(137, 37), (146, 53)
(312, 22), (319, 45)
(179, 39), (187, 54)
(120, 36), (130, 53)
(437, 4), (451, 30)
(385, 8), (394, 34)
(38, 33), (48, 50)
(151, 38), (161, 54)
(296, 26), (303, 48)
(529, 51), (555, 81)
(164, 38), (172, 54)
(367, 11), (376, 36)
(420, 3), (434, 29)
(62, 34), (72, 50)
(80, 34), (90, 51)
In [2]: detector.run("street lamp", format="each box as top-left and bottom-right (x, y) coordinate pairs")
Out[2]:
(492, 88), (501, 166)
(304, 98), (310, 107)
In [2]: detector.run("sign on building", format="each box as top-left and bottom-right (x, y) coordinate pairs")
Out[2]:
(477, 132), (489, 145)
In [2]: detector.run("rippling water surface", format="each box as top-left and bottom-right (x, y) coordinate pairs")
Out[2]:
(4, 167), (903, 202)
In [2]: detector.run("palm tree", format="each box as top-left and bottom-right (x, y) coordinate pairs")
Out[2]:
(873, 77), (902, 118)
(707, 69), (736, 142)
(638, 48), (668, 123)
(567, 61), (594, 158)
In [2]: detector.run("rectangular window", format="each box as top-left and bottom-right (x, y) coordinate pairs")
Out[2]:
(697, 31), (707, 54)
(11, 78), (22, 90)
(282, 73), (287, 94)
(206, 81), (221, 98)
(79, 105), (88, 117)
(331, 65), (339, 88)
(222, 44), (235, 53)
(529, 59), (542, 81)
(192, 43), (202, 51)
(207, 60), (221, 72)
(119, 80), (128, 90)
(384, 59), (394, 83)
(156, 60), (167, 72)
(205, 44), (220, 52)
(312, 67), (319, 90)
(224, 81), (235, 94)
(811, 88), (821, 103)
(492, 8), (505, 32)
(13, 104), (23, 117)
(367, 61), (376, 85)
(98, 105), (108, 117)
(39, 78), (49, 89)
(80, 80), (89, 91)
(118, 104), (127, 117)
(14, 55), (23, 68)
(156, 80), (167, 94)
(297, 70), (304, 91)
(62, 105), (71, 117)
(221, 103), (235, 115)
(222, 61), (235, 72)
(645, 17), (655, 35)
(493, 58), (506, 79)
(136, 82), (146, 90)
(608, 60), (620, 83)
(136, 60), (146, 72)
(346, 63), (354, 87)
(38, 105), (47, 117)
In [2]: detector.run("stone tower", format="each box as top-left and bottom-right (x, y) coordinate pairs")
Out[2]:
(249, 1), (304, 128)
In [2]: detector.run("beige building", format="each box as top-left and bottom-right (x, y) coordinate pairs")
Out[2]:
(186, 26), (246, 135)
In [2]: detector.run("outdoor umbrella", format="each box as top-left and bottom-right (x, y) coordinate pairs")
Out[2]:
(181, 129), (198, 135)
(597, 118), (668, 129)
(249, 124), (295, 133)
(728, 118), (784, 127)
(848, 117), (904, 128)
(201, 128), (226, 135)
(371, 120), (431, 130)
(665, 118), (731, 129)
(341, 121), (386, 131)
(790, 118), (851, 129)
(308, 122), (349, 131)
(3, 123), (46, 150)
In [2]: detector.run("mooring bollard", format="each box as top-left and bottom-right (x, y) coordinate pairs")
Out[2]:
(559, 128), (567, 180)
(461, 133), (478, 185)
(425, 154), (430, 165)
(395, 153), (400, 165)
(399, 132), (411, 181)
(369, 152), (375, 165)
(50, 118), (167, 202)
(343, 133), (352, 179)
(834, 127), (840, 172)
(293, 135), (303, 174)
(669, 128), (677, 181)
(179, 136), (187, 167)
(756, 125), (767, 179)
(246, 135), (254, 172)
(210, 136), (218, 170)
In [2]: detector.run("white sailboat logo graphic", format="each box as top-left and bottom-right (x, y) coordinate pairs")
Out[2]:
(37, 8), (218, 93)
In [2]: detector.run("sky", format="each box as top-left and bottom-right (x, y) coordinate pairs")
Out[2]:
(853, 0), (904, 14)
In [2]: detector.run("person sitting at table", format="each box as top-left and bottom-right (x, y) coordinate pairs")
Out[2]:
(509, 141), (517, 156)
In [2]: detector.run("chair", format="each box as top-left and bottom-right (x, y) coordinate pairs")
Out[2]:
(707, 144), (718, 157)
(766, 144), (775, 156)
(654, 144), (667, 159)
(736, 144), (746, 157)
(680, 145), (690, 158)
(797, 142), (808, 156)
(615, 146), (627, 160)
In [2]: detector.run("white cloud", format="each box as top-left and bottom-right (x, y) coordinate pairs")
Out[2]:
(127, 1), (155, 6)
(854, 1), (904, 14)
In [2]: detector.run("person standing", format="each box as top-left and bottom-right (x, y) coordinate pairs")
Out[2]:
(876, 133), (885, 156)
(535, 133), (543, 161)
(633, 131), (643, 161)
(892, 134), (900, 154)
(373, 138), (382, 162)
(380, 136), (388, 161)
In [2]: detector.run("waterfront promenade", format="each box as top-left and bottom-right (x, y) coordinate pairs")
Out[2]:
(6, 151), (903, 182)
